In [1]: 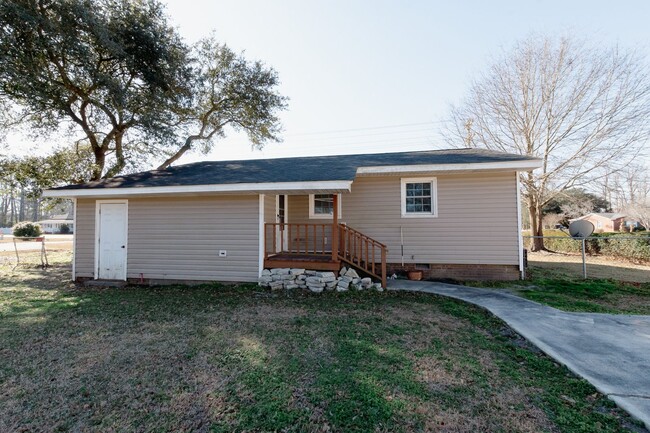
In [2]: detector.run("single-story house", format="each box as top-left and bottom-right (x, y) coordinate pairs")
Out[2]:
(38, 214), (74, 234)
(43, 149), (542, 285)
(573, 212), (632, 233)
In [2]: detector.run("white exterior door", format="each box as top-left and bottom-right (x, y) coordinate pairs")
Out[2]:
(97, 202), (128, 280)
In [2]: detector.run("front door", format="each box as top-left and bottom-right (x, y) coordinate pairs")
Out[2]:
(276, 195), (287, 252)
(97, 202), (128, 280)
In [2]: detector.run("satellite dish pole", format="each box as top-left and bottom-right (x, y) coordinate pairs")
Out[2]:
(568, 220), (594, 279)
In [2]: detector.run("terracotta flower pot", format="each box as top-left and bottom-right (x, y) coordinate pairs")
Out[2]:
(407, 270), (423, 281)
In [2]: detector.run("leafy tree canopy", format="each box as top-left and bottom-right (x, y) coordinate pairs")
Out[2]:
(543, 189), (611, 216)
(0, 146), (95, 197)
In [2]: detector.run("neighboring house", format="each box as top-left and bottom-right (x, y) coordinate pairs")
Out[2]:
(43, 149), (542, 284)
(573, 213), (630, 233)
(38, 214), (74, 234)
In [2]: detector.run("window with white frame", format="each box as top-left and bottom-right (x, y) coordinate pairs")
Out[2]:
(309, 194), (342, 219)
(401, 178), (437, 217)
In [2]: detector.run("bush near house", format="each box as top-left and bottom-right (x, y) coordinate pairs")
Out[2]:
(541, 229), (650, 262)
(12, 222), (42, 238)
(59, 224), (70, 234)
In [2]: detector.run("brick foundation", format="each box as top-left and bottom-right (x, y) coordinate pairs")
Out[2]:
(387, 263), (521, 281)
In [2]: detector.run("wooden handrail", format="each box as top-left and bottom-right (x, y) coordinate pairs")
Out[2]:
(339, 224), (387, 248)
(264, 222), (388, 288)
(337, 223), (387, 288)
(265, 223), (331, 256)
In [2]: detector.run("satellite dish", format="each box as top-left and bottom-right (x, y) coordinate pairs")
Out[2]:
(569, 220), (594, 238)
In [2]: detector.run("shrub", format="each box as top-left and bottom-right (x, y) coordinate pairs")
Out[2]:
(59, 224), (70, 234)
(540, 229), (584, 253)
(539, 229), (650, 262)
(12, 222), (42, 238)
(593, 232), (650, 262)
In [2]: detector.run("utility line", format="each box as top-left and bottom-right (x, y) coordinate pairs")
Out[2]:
(284, 121), (444, 137)
(285, 136), (436, 148)
(288, 126), (438, 142)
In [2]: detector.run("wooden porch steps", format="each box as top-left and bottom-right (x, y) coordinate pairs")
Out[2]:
(263, 223), (388, 287)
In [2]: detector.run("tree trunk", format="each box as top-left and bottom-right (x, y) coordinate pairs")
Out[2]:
(10, 191), (16, 226)
(528, 201), (545, 251)
(32, 197), (39, 221)
(18, 187), (25, 222)
(0, 196), (7, 226)
(91, 147), (105, 181)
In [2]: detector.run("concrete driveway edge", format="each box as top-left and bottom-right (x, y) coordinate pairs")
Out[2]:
(388, 280), (650, 430)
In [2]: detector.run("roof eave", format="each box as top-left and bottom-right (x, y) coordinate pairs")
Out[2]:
(355, 159), (543, 176)
(42, 180), (354, 199)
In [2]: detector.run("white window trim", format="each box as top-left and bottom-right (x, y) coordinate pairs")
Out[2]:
(94, 199), (129, 281)
(309, 193), (342, 219)
(401, 177), (438, 218)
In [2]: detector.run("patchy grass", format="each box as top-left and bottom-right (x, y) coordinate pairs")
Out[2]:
(469, 267), (650, 315)
(1, 255), (646, 432)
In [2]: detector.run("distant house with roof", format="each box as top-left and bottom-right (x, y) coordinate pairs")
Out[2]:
(38, 214), (74, 234)
(573, 212), (641, 233)
(43, 149), (542, 285)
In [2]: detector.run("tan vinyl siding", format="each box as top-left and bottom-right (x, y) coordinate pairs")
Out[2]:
(287, 173), (518, 265)
(264, 194), (276, 223)
(74, 195), (260, 282)
(75, 199), (96, 278)
(127, 196), (259, 281)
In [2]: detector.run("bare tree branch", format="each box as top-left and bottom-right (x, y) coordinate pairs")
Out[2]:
(443, 35), (650, 250)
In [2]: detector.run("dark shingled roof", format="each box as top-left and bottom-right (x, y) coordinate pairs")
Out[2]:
(51, 148), (539, 190)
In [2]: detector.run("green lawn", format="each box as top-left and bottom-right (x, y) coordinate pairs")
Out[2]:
(472, 267), (650, 315)
(0, 254), (646, 432)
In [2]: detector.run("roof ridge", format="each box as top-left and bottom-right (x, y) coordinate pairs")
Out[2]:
(166, 147), (526, 169)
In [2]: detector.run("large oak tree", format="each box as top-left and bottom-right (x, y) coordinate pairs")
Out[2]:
(0, 0), (287, 181)
(444, 35), (650, 250)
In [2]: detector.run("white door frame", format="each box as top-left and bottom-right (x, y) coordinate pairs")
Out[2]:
(275, 194), (288, 252)
(94, 199), (129, 280)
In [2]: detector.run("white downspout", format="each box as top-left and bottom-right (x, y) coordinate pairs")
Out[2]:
(516, 172), (525, 279)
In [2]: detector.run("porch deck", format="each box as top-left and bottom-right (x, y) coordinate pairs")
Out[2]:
(263, 194), (387, 286)
(264, 252), (340, 271)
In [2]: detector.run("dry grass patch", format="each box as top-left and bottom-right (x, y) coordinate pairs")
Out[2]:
(528, 250), (650, 283)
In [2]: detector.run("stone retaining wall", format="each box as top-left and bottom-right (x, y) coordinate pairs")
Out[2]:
(259, 267), (384, 292)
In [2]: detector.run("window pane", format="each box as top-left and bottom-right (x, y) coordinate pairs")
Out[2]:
(406, 202), (415, 212)
(405, 181), (434, 214)
(314, 194), (334, 214)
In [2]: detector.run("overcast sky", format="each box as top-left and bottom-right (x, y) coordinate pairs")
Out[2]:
(8, 0), (650, 163)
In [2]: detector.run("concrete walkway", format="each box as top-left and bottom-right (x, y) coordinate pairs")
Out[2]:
(388, 280), (650, 429)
